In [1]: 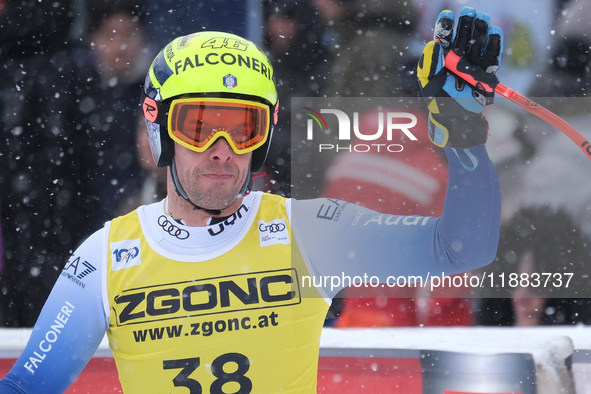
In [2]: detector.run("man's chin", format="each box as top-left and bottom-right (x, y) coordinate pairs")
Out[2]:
(190, 178), (246, 209)
(197, 191), (242, 212)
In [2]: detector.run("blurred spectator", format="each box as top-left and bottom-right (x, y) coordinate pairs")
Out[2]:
(289, 0), (423, 201)
(0, 201), (3, 323)
(80, 0), (157, 224)
(143, 0), (263, 51)
(476, 207), (591, 326)
(295, 0), (423, 197)
(0, 201), (3, 275)
(509, 0), (591, 239)
(263, 0), (331, 196)
(507, 0), (591, 182)
(321, 108), (446, 216)
(528, 0), (591, 99)
(326, 0), (422, 97)
(317, 0), (473, 327)
(0, 0), (98, 326)
(473, 0), (591, 327)
(323, 107), (475, 327)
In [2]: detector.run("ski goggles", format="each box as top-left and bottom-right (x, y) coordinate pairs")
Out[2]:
(167, 97), (270, 154)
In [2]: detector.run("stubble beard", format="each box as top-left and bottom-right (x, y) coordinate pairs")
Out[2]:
(185, 166), (247, 211)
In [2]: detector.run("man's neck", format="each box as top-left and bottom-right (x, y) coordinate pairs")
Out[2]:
(165, 193), (244, 227)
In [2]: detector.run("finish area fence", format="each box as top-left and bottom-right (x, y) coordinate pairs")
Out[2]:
(1, 327), (591, 393)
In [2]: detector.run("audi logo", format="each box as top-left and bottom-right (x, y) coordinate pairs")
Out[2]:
(258, 223), (286, 233)
(158, 215), (190, 240)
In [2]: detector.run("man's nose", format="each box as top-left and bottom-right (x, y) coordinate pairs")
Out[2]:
(208, 137), (234, 162)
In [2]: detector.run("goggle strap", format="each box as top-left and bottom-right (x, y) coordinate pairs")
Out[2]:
(141, 89), (169, 126)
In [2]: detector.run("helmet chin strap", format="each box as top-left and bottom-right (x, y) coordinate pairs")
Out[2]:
(169, 157), (252, 217)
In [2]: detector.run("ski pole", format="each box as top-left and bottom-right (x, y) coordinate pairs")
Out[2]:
(444, 50), (591, 161)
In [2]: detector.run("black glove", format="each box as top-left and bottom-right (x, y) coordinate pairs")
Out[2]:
(417, 7), (503, 148)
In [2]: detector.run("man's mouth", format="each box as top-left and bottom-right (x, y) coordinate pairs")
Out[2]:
(202, 173), (234, 180)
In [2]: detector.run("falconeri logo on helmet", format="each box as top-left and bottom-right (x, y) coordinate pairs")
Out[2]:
(223, 74), (237, 90)
(172, 51), (273, 81)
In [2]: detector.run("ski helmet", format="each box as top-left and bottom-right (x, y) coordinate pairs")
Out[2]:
(141, 31), (278, 172)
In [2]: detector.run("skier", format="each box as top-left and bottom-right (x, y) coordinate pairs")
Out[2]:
(0, 7), (502, 393)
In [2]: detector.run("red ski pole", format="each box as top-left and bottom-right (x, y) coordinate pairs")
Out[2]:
(444, 50), (591, 161)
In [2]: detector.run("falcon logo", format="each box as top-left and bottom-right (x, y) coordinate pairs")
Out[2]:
(111, 239), (142, 271)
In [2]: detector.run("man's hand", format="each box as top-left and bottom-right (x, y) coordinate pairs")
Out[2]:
(417, 7), (503, 148)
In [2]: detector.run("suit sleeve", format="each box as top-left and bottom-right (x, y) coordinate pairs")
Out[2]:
(0, 229), (109, 393)
(291, 145), (501, 298)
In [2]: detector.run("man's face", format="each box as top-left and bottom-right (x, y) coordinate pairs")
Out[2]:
(91, 12), (145, 79)
(172, 107), (253, 211)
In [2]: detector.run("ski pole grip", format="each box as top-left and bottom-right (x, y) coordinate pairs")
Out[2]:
(443, 50), (497, 95)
